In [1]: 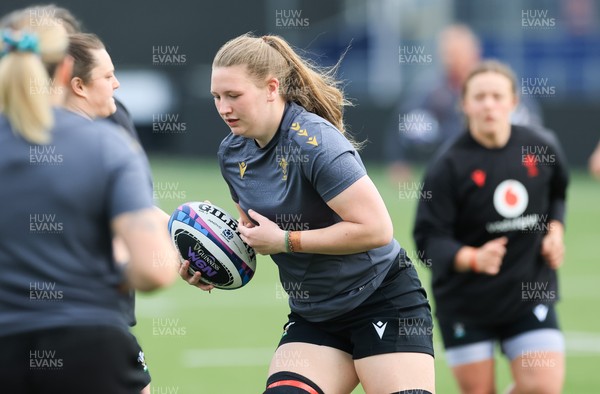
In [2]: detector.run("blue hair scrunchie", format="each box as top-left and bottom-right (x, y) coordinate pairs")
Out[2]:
(1, 30), (40, 57)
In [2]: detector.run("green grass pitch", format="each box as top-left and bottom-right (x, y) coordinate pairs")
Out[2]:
(133, 156), (600, 394)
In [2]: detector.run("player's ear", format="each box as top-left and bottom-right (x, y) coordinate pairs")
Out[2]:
(70, 76), (86, 98)
(266, 77), (280, 102)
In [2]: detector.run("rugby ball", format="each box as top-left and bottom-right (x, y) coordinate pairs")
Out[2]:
(168, 202), (256, 290)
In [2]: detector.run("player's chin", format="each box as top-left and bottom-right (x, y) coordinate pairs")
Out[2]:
(230, 126), (248, 137)
(105, 102), (117, 117)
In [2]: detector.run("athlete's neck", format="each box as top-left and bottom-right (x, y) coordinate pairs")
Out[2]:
(470, 123), (511, 149)
(64, 102), (94, 121)
(254, 100), (286, 148)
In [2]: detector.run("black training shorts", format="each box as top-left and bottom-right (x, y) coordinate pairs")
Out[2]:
(0, 325), (148, 394)
(278, 258), (435, 359)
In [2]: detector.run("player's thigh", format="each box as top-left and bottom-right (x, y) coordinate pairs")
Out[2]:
(503, 329), (565, 394)
(354, 352), (435, 393)
(438, 316), (499, 394)
(509, 352), (563, 394)
(268, 342), (359, 394)
(451, 359), (496, 394)
(443, 340), (497, 394)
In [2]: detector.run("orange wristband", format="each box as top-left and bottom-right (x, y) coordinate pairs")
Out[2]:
(470, 248), (478, 272)
(289, 231), (302, 253)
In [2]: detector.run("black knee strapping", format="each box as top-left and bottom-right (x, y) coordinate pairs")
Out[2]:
(264, 371), (325, 394)
(392, 390), (433, 394)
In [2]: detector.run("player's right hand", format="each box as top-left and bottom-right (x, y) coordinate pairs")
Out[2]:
(475, 236), (508, 275)
(179, 260), (215, 292)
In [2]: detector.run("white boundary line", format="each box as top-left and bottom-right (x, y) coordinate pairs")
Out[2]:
(181, 332), (600, 367)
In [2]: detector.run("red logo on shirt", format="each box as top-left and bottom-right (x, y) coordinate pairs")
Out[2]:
(505, 187), (518, 206)
(471, 169), (486, 187)
(523, 154), (539, 177)
(493, 180), (529, 218)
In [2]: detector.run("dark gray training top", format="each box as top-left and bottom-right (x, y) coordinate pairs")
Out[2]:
(218, 102), (400, 322)
(0, 109), (153, 338)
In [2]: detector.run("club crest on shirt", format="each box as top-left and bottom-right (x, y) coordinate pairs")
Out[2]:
(278, 156), (288, 181)
(522, 154), (539, 177)
(471, 169), (486, 187)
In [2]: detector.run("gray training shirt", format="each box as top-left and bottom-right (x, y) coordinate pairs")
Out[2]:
(218, 102), (401, 322)
(0, 109), (154, 338)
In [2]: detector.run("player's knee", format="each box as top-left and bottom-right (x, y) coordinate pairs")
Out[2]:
(264, 371), (324, 394)
(515, 377), (562, 394)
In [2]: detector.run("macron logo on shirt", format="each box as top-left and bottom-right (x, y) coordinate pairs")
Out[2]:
(238, 162), (247, 179)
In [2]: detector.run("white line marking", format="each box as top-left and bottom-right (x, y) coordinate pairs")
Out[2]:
(180, 332), (600, 368)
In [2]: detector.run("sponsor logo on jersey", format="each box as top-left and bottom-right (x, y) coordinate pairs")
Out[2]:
(471, 169), (486, 187)
(291, 122), (300, 131)
(297, 129), (308, 137)
(372, 321), (388, 339)
(486, 213), (540, 233)
(238, 162), (247, 179)
(493, 180), (528, 219)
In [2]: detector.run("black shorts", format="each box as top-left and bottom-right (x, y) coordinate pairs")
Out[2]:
(438, 303), (560, 349)
(278, 261), (434, 359)
(131, 333), (152, 388)
(0, 325), (149, 394)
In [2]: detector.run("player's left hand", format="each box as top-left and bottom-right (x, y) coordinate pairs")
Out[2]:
(178, 260), (215, 292)
(541, 221), (565, 269)
(238, 209), (286, 255)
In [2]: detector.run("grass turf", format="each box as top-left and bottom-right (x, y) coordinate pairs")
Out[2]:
(133, 156), (600, 393)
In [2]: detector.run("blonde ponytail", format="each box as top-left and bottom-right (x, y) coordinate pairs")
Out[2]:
(0, 12), (68, 144)
(213, 33), (360, 147)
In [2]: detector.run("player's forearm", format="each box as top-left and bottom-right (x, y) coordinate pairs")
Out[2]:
(286, 220), (393, 255)
(113, 208), (179, 291)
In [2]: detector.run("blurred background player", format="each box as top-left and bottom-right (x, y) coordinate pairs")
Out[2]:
(65, 33), (120, 119)
(181, 33), (436, 394)
(413, 60), (568, 394)
(0, 9), (177, 394)
(385, 24), (543, 182)
(64, 30), (153, 394)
